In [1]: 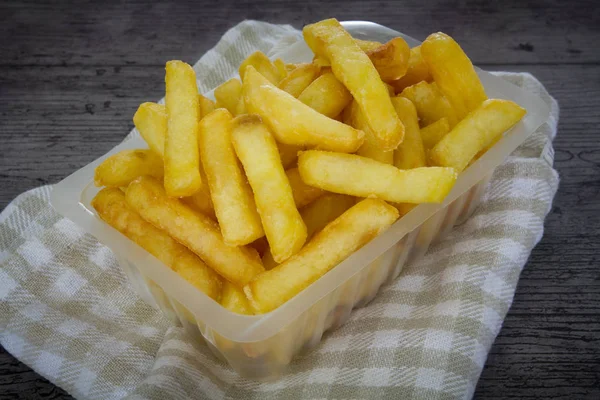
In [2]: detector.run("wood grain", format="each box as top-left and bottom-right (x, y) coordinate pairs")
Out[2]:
(1, 0), (599, 399)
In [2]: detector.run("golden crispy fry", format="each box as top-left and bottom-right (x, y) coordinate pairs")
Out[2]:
(285, 62), (298, 72)
(181, 152), (215, 219)
(298, 150), (457, 203)
(220, 281), (253, 315)
(94, 149), (163, 188)
(364, 37), (410, 82)
(389, 46), (432, 93)
(303, 19), (404, 151)
(91, 188), (222, 301)
(126, 176), (264, 287)
(399, 81), (458, 128)
(244, 199), (399, 313)
(297, 72), (352, 118)
(133, 102), (167, 156)
(391, 97), (426, 169)
(277, 142), (302, 169)
(239, 51), (280, 85)
(430, 99), (526, 172)
(286, 167), (324, 208)
(420, 118), (450, 149)
(421, 32), (487, 120)
(390, 202), (417, 217)
(231, 115), (307, 263)
(345, 101), (394, 165)
(243, 65), (364, 153)
(198, 109), (264, 245)
(277, 63), (321, 97)
(312, 55), (330, 68)
(164, 60), (202, 197)
(198, 94), (216, 119)
(354, 38), (382, 52)
(273, 58), (288, 81)
(214, 78), (242, 115)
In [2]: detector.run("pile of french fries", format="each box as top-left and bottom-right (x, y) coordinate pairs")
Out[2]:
(92, 18), (526, 315)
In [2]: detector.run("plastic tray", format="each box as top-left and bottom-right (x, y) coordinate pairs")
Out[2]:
(50, 21), (550, 379)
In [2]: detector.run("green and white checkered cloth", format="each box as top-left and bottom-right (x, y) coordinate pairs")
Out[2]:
(0, 21), (559, 400)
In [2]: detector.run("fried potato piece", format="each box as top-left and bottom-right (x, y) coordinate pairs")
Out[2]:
(244, 199), (399, 313)
(220, 281), (253, 315)
(126, 176), (264, 287)
(198, 94), (216, 119)
(430, 99), (526, 172)
(389, 46), (432, 93)
(298, 150), (457, 204)
(297, 72), (352, 118)
(303, 19), (404, 151)
(399, 81), (458, 128)
(312, 55), (330, 68)
(354, 38), (382, 52)
(390, 202), (417, 217)
(198, 109), (264, 245)
(243, 65), (364, 153)
(239, 51), (280, 85)
(345, 101), (394, 165)
(421, 32), (487, 120)
(277, 142), (302, 169)
(234, 97), (247, 116)
(214, 78), (243, 115)
(94, 149), (163, 188)
(273, 58), (288, 81)
(277, 63), (320, 97)
(286, 167), (324, 208)
(164, 60), (202, 197)
(364, 37), (410, 82)
(231, 115), (307, 263)
(420, 118), (450, 149)
(181, 160), (215, 219)
(91, 188), (221, 301)
(133, 102), (167, 156)
(391, 97), (426, 169)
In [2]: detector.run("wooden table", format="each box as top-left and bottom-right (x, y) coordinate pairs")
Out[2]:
(1, 1), (598, 398)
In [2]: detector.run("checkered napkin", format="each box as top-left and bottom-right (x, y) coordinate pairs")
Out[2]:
(0, 21), (559, 400)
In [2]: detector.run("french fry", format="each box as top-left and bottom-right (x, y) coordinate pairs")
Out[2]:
(285, 62), (297, 72)
(354, 38), (382, 52)
(91, 188), (222, 301)
(231, 115), (307, 263)
(388, 46), (432, 93)
(312, 55), (330, 68)
(220, 281), (253, 315)
(277, 63), (320, 97)
(243, 65), (364, 153)
(303, 19), (404, 151)
(198, 94), (216, 119)
(94, 149), (163, 188)
(421, 32), (487, 120)
(164, 60), (202, 197)
(399, 81), (458, 128)
(391, 202), (417, 217)
(345, 101), (394, 165)
(277, 142), (302, 169)
(391, 97), (426, 169)
(273, 58), (288, 81)
(430, 99), (526, 172)
(297, 72), (352, 118)
(235, 97), (247, 116)
(364, 37), (410, 82)
(298, 150), (457, 203)
(244, 199), (399, 313)
(214, 78), (243, 115)
(421, 118), (450, 149)
(133, 102), (167, 156)
(286, 167), (324, 208)
(239, 51), (280, 85)
(125, 176), (264, 287)
(198, 109), (264, 245)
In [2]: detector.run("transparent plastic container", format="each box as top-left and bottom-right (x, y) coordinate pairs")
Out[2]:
(50, 21), (550, 380)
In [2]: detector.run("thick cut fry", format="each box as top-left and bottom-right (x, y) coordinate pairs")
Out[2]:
(355, 38), (382, 52)
(389, 46), (432, 93)
(312, 55), (330, 68)
(214, 79), (243, 115)
(421, 118), (450, 149)
(391, 202), (417, 217)
(133, 102), (167, 156)
(164, 60), (202, 197)
(234, 97), (246, 116)
(220, 281), (253, 315)
(391, 97), (426, 169)
(94, 149), (163, 188)
(91, 188), (222, 301)
(430, 99), (526, 172)
(198, 109), (264, 245)
(273, 58), (288, 81)
(243, 65), (364, 153)
(245, 199), (399, 313)
(181, 154), (215, 219)
(297, 72), (352, 118)
(231, 115), (307, 263)
(198, 94), (216, 119)
(421, 32), (487, 120)
(277, 63), (320, 97)
(277, 142), (302, 169)
(345, 101), (394, 165)
(303, 19), (404, 151)
(239, 51), (280, 85)
(286, 167), (324, 208)
(399, 81), (458, 128)
(364, 37), (410, 82)
(298, 150), (457, 204)
(126, 176), (264, 287)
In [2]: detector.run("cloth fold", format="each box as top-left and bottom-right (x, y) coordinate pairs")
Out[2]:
(0, 20), (559, 400)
